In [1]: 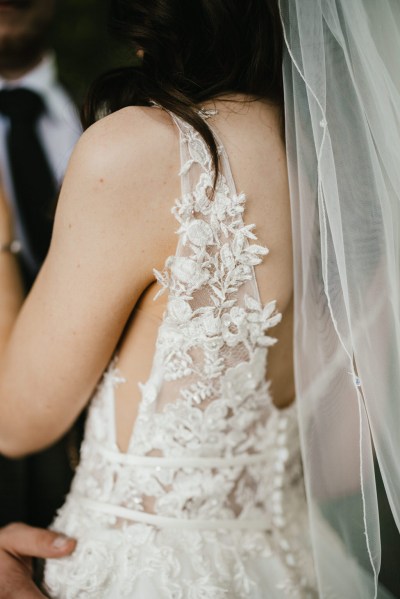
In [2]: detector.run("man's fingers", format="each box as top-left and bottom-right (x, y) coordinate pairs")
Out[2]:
(0, 573), (45, 599)
(0, 524), (76, 598)
(0, 551), (47, 599)
(14, 588), (46, 599)
(0, 523), (76, 559)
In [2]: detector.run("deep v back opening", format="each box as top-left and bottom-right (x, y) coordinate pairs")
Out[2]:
(109, 105), (293, 458)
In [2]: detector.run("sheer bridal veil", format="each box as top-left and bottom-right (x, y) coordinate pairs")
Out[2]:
(278, 0), (400, 596)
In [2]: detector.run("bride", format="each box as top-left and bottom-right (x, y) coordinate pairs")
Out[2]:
(1, 0), (400, 597)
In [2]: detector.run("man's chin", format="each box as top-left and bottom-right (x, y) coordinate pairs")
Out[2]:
(0, 31), (47, 79)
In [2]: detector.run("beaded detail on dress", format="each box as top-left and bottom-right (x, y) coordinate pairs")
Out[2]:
(44, 108), (317, 598)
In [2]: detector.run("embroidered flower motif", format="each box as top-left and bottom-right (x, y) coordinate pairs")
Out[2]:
(200, 312), (221, 336)
(220, 347), (268, 403)
(173, 192), (196, 222)
(194, 173), (214, 213)
(221, 307), (248, 347)
(45, 539), (116, 598)
(180, 219), (215, 247)
(168, 298), (193, 323)
(168, 256), (210, 289)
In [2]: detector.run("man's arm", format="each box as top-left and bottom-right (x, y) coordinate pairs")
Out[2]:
(0, 523), (76, 599)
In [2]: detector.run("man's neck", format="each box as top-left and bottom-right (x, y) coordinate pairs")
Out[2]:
(0, 53), (45, 82)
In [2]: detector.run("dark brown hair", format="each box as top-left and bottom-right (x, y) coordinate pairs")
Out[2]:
(82, 0), (284, 178)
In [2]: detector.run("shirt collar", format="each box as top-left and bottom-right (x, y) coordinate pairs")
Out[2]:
(0, 52), (57, 92)
(0, 53), (66, 122)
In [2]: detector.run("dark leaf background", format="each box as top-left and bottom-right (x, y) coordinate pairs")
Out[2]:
(50, 0), (130, 107)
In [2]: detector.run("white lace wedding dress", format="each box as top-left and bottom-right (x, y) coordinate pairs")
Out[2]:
(43, 109), (318, 599)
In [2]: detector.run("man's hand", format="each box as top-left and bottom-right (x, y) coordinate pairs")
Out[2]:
(0, 523), (76, 598)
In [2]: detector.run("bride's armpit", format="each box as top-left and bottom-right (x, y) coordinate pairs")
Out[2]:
(113, 281), (168, 454)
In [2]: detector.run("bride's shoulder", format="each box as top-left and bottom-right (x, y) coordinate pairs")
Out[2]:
(61, 105), (180, 218)
(85, 104), (175, 141)
(54, 104), (180, 266)
(75, 105), (178, 175)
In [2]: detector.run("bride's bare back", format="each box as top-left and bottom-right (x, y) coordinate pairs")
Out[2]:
(113, 97), (293, 453)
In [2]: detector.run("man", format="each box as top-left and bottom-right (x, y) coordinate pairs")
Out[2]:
(0, 523), (75, 598)
(0, 0), (81, 531)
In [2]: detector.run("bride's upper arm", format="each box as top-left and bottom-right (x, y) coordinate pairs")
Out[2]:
(0, 106), (179, 458)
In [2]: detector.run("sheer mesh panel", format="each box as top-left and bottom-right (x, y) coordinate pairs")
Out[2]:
(115, 111), (284, 519)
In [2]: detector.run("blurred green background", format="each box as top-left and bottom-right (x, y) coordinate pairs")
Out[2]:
(50, 0), (129, 108)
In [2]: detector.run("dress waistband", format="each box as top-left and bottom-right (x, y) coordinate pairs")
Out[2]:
(78, 496), (272, 531)
(94, 443), (274, 469)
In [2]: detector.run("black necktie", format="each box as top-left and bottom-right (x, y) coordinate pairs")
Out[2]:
(0, 87), (56, 270)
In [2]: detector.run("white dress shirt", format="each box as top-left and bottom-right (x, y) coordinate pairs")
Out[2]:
(0, 53), (82, 270)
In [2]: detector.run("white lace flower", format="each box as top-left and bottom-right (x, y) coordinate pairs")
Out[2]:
(203, 335), (224, 353)
(214, 191), (231, 221)
(188, 134), (209, 167)
(200, 312), (221, 336)
(168, 298), (193, 323)
(221, 306), (248, 347)
(203, 399), (229, 428)
(169, 256), (210, 288)
(173, 192), (195, 221)
(186, 219), (214, 246)
(194, 173), (213, 213)
(221, 347), (268, 403)
(46, 539), (116, 598)
(156, 488), (188, 516)
(138, 381), (158, 408)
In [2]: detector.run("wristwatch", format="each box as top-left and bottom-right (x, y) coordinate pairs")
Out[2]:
(0, 239), (22, 254)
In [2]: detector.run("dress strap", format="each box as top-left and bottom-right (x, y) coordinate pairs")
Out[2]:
(150, 101), (241, 200)
(149, 99), (218, 121)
